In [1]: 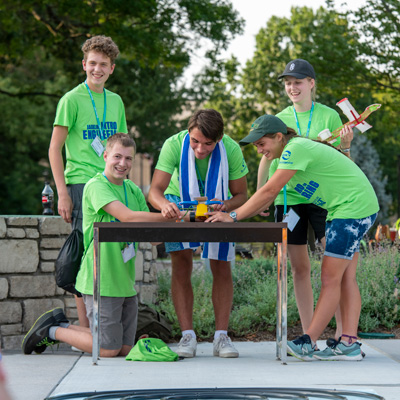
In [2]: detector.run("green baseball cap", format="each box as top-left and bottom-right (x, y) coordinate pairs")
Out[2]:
(239, 114), (288, 146)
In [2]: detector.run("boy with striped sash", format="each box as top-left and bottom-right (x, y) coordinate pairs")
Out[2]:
(149, 109), (248, 358)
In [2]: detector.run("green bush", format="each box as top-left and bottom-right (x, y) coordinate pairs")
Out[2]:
(154, 245), (400, 339)
(356, 244), (400, 332)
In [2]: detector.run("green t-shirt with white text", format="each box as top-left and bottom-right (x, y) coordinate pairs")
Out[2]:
(75, 174), (149, 297)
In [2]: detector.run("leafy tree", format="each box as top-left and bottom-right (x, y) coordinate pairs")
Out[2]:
(0, 0), (244, 214)
(205, 5), (393, 220)
(348, 0), (400, 214)
(352, 0), (400, 94)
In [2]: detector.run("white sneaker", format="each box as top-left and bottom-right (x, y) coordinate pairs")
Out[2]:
(176, 334), (197, 358)
(213, 334), (239, 358)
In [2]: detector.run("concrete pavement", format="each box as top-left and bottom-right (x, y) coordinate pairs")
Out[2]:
(3, 339), (400, 400)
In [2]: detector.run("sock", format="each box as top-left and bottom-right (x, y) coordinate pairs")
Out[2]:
(214, 330), (227, 340)
(182, 330), (196, 339)
(341, 334), (357, 345)
(60, 322), (70, 328)
(49, 326), (59, 340)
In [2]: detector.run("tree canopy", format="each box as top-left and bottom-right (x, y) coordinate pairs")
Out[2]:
(0, 0), (244, 214)
(1, 0), (398, 220)
(204, 1), (398, 222)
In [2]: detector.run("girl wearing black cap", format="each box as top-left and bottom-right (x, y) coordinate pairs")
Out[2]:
(257, 59), (353, 344)
(206, 114), (378, 361)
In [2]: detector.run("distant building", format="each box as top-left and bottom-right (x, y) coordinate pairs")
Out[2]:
(129, 153), (153, 198)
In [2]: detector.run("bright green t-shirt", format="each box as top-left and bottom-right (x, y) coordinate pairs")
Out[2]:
(75, 174), (149, 297)
(155, 130), (248, 197)
(271, 103), (343, 205)
(275, 137), (379, 220)
(54, 83), (128, 185)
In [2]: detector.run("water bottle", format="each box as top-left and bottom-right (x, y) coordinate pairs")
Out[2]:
(42, 181), (54, 215)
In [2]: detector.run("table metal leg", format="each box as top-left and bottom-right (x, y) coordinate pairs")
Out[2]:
(281, 228), (288, 364)
(92, 227), (100, 365)
(276, 242), (282, 360)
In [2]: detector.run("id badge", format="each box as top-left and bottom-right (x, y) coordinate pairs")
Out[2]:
(122, 243), (136, 263)
(91, 136), (105, 157)
(282, 208), (300, 232)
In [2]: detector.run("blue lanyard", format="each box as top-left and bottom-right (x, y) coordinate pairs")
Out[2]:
(283, 185), (287, 215)
(102, 173), (128, 207)
(85, 81), (107, 138)
(102, 173), (132, 247)
(293, 101), (314, 137)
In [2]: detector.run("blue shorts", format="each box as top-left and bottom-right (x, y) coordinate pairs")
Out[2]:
(324, 213), (377, 260)
(164, 194), (198, 253)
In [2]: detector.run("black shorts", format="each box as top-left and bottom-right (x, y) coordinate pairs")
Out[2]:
(67, 184), (85, 234)
(275, 203), (327, 245)
(67, 184), (85, 297)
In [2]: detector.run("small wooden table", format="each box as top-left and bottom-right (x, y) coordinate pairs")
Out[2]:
(92, 222), (288, 364)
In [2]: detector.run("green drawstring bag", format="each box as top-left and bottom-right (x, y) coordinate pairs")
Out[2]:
(126, 338), (179, 362)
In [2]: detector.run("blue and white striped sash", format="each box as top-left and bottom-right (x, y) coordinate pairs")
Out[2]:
(178, 133), (235, 261)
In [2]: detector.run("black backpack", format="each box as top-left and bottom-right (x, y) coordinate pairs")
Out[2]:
(135, 303), (173, 343)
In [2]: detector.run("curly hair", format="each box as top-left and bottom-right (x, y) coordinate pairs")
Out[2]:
(81, 35), (120, 64)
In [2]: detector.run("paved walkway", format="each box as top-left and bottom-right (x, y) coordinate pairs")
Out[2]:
(3, 339), (400, 400)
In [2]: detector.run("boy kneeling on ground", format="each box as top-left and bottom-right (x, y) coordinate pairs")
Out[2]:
(23, 133), (176, 357)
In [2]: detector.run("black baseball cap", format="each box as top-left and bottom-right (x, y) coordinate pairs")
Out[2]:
(239, 115), (288, 146)
(278, 59), (316, 80)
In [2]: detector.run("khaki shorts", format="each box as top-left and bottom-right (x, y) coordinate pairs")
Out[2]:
(83, 295), (138, 350)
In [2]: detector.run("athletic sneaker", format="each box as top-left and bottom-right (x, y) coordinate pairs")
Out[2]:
(34, 308), (69, 354)
(325, 337), (365, 358)
(22, 308), (66, 355)
(326, 337), (339, 348)
(313, 340), (364, 361)
(213, 334), (239, 358)
(176, 334), (197, 358)
(34, 337), (59, 354)
(287, 334), (316, 361)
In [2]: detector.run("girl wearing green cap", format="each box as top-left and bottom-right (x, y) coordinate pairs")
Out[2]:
(206, 114), (378, 361)
(257, 59), (353, 345)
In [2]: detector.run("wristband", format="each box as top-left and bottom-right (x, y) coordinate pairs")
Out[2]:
(342, 148), (350, 153)
(190, 211), (196, 222)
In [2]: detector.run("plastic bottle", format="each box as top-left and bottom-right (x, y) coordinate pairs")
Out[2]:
(42, 181), (54, 215)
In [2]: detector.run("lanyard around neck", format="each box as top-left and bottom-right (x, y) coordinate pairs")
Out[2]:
(283, 185), (287, 215)
(293, 101), (314, 138)
(85, 81), (107, 138)
(102, 173), (128, 207)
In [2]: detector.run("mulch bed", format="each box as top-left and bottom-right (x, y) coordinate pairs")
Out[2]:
(170, 323), (400, 343)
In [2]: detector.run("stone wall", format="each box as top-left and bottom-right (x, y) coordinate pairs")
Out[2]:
(0, 216), (160, 350)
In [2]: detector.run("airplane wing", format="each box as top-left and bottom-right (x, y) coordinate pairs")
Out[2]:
(336, 98), (360, 121)
(354, 121), (372, 133)
(336, 98), (372, 133)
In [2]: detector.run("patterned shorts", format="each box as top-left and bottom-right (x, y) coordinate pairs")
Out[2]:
(324, 213), (377, 260)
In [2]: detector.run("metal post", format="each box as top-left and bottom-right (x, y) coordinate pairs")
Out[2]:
(276, 243), (282, 360)
(92, 227), (100, 365)
(281, 228), (288, 364)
